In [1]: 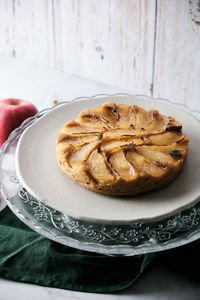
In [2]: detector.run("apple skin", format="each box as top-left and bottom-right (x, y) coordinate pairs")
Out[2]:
(0, 98), (38, 148)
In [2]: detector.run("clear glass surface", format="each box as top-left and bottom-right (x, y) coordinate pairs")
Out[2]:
(0, 93), (200, 256)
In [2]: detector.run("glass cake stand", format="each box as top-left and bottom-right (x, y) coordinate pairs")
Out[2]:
(1, 94), (200, 256)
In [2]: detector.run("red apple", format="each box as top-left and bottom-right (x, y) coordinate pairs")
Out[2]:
(0, 98), (38, 148)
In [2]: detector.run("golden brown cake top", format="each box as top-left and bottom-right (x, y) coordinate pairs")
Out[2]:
(56, 102), (189, 195)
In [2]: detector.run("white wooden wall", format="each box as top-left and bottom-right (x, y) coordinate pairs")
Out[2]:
(0, 0), (200, 110)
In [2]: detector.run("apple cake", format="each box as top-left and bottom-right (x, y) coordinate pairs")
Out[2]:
(56, 102), (189, 196)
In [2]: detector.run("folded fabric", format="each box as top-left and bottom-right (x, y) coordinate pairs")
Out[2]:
(156, 238), (200, 283)
(0, 207), (155, 293)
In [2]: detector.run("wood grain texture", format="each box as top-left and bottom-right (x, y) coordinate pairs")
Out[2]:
(0, 0), (55, 67)
(153, 0), (200, 110)
(0, 0), (200, 110)
(53, 0), (156, 95)
(0, 0), (14, 58)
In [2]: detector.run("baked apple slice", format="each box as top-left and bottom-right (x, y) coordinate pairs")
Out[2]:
(146, 131), (184, 145)
(109, 150), (138, 181)
(132, 105), (154, 129)
(69, 141), (99, 167)
(115, 104), (136, 128)
(136, 146), (181, 167)
(126, 150), (168, 178)
(87, 149), (114, 185)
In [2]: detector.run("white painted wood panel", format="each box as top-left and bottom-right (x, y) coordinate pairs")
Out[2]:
(153, 0), (200, 110)
(0, 0), (13, 58)
(53, 0), (156, 95)
(0, 0), (55, 68)
(0, 0), (200, 110)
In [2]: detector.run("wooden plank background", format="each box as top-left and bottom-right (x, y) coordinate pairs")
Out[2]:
(154, 0), (200, 111)
(0, 0), (199, 110)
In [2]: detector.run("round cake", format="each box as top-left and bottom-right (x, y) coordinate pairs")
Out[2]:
(56, 102), (189, 196)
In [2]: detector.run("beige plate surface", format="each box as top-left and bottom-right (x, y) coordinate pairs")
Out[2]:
(15, 95), (200, 224)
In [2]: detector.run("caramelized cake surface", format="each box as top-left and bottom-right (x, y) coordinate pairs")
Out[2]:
(56, 103), (189, 196)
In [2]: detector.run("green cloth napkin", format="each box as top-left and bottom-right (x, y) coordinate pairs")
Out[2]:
(0, 207), (155, 293)
(155, 237), (200, 283)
